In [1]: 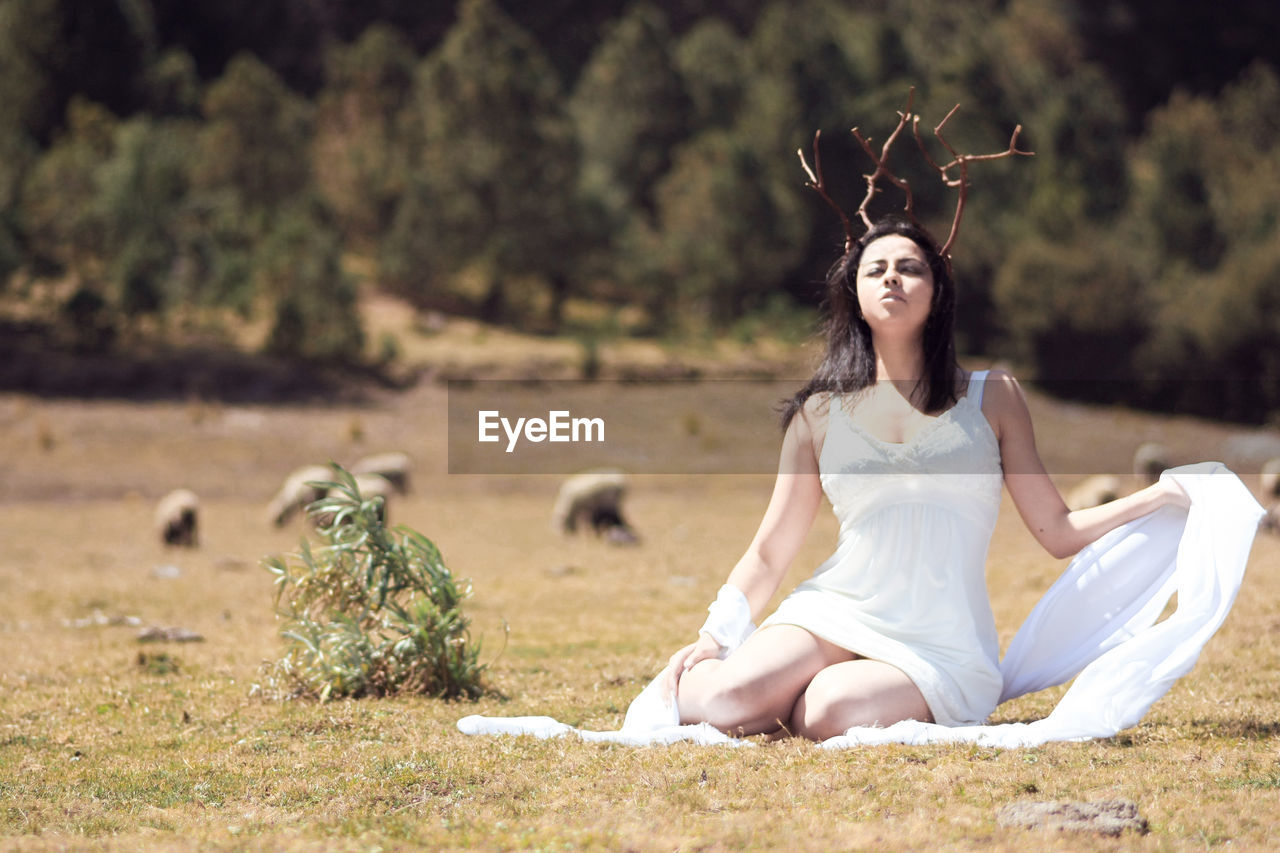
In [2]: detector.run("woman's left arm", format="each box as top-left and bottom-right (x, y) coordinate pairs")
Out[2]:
(985, 370), (1189, 559)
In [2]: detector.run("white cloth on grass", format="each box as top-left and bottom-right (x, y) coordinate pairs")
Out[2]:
(458, 462), (1263, 748)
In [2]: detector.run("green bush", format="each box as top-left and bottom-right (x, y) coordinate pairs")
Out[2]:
(263, 467), (490, 701)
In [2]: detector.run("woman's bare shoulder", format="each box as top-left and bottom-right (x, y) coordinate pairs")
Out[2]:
(801, 391), (836, 418)
(975, 368), (1034, 442)
(981, 368), (1027, 405)
(787, 391), (837, 460)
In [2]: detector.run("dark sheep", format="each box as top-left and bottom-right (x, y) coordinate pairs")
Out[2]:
(1261, 457), (1280, 501)
(1132, 442), (1171, 484)
(1066, 474), (1121, 511)
(155, 489), (199, 547)
(552, 470), (639, 545)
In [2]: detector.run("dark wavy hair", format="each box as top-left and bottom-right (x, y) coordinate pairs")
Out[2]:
(778, 216), (960, 429)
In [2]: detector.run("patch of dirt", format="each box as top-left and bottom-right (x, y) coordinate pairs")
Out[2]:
(997, 799), (1148, 836)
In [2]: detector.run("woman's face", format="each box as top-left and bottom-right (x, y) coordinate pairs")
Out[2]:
(854, 234), (935, 337)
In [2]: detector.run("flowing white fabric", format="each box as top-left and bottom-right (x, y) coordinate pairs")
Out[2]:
(458, 463), (1264, 748)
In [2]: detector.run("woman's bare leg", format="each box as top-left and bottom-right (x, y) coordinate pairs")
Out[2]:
(789, 659), (933, 741)
(676, 625), (853, 736)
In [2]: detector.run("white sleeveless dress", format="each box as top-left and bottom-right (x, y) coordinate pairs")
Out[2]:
(760, 370), (1004, 726)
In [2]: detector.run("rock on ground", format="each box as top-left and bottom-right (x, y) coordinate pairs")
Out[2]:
(996, 799), (1149, 837)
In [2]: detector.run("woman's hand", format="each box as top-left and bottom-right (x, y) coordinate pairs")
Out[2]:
(663, 634), (725, 700)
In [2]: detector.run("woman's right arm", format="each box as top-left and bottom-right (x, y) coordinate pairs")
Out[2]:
(722, 404), (826, 615)
(666, 400), (826, 684)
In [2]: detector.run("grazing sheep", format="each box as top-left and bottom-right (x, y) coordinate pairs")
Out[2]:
(267, 464), (334, 527)
(552, 469), (639, 545)
(313, 472), (394, 528)
(1132, 441), (1171, 484)
(155, 489), (199, 547)
(1261, 457), (1280, 501)
(351, 451), (412, 494)
(1066, 474), (1122, 511)
(1260, 502), (1280, 535)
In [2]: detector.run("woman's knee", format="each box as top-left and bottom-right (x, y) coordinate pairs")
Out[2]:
(790, 662), (932, 741)
(679, 662), (778, 731)
(677, 626), (849, 734)
(790, 675), (859, 741)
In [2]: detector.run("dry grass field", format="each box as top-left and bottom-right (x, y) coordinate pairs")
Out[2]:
(2, 334), (1279, 850)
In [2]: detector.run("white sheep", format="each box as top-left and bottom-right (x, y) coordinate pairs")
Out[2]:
(552, 469), (639, 545)
(1261, 502), (1279, 535)
(1261, 457), (1280, 501)
(1066, 474), (1122, 511)
(1132, 441), (1171, 484)
(155, 488), (199, 547)
(267, 464), (334, 527)
(351, 451), (412, 494)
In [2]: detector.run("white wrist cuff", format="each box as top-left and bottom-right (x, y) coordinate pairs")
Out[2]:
(698, 584), (756, 657)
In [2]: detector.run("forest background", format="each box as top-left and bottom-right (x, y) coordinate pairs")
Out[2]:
(1, 0), (1279, 422)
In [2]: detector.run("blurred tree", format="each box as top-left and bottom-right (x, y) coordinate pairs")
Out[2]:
(747, 0), (874, 130)
(314, 24), (416, 249)
(0, 0), (58, 142)
(991, 229), (1149, 387)
(150, 0), (331, 94)
(907, 0), (1128, 352)
(21, 98), (117, 279)
(94, 115), (196, 317)
(737, 1), (909, 308)
(991, 59), (1280, 422)
(384, 0), (581, 326)
(0, 0), (154, 143)
(567, 3), (704, 331)
(570, 3), (691, 227)
(1129, 63), (1280, 420)
(19, 98), (120, 349)
(646, 130), (807, 329)
(1072, 0), (1280, 127)
(0, 124), (36, 290)
(167, 187), (257, 317)
(193, 53), (314, 216)
(20, 102), (240, 335)
(259, 200), (364, 362)
(143, 47), (202, 117)
(673, 17), (746, 133)
(180, 52), (364, 358)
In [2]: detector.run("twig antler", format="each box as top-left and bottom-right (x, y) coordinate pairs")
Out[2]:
(913, 104), (1034, 258)
(851, 88), (917, 231)
(797, 89), (919, 252)
(798, 89), (1034, 260)
(797, 130), (856, 252)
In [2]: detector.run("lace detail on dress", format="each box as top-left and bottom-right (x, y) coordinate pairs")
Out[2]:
(820, 379), (1003, 529)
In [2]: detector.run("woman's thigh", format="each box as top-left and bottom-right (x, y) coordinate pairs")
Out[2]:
(677, 624), (853, 735)
(789, 659), (933, 741)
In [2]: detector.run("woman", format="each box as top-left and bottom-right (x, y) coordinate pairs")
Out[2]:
(664, 217), (1189, 741)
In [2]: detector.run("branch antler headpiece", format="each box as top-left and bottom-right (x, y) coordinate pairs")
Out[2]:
(797, 87), (1034, 258)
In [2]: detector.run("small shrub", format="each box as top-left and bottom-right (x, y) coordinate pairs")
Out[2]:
(137, 651), (180, 676)
(263, 466), (489, 701)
